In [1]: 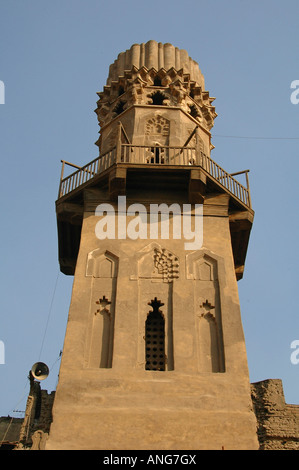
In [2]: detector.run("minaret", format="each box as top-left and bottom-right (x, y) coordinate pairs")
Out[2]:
(46, 41), (258, 450)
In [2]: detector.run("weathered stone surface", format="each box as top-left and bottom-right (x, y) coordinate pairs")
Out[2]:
(15, 379), (54, 450)
(251, 379), (299, 450)
(47, 189), (259, 449)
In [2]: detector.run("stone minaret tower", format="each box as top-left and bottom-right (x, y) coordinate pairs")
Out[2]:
(47, 41), (258, 450)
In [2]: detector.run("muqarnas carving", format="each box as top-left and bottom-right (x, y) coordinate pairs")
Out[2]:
(153, 248), (179, 283)
(186, 249), (225, 373)
(95, 67), (217, 131)
(86, 249), (118, 368)
(131, 243), (179, 283)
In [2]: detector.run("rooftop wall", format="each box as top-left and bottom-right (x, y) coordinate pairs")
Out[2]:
(251, 379), (299, 450)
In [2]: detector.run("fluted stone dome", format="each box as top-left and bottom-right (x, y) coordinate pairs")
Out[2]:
(107, 40), (205, 89)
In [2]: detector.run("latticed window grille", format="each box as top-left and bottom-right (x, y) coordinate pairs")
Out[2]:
(145, 298), (165, 371)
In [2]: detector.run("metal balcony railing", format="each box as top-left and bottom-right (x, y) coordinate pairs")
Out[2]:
(58, 144), (251, 209)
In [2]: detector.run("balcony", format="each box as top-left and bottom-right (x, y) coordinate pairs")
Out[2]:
(58, 144), (252, 211)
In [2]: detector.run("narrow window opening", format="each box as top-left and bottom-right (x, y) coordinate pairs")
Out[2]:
(149, 145), (165, 164)
(153, 76), (162, 86)
(118, 86), (125, 96)
(145, 298), (165, 371)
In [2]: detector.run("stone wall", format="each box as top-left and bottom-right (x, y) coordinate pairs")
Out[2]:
(16, 380), (55, 450)
(0, 417), (23, 449)
(2, 378), (299, 449)
(251, 379), (299, 450)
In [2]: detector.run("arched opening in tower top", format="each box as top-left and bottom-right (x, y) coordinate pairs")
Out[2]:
(189, 104), (199, 118)
(113, 100), (125, 115)
(150, 91), (166, 106)
(145, 298), (165, 371)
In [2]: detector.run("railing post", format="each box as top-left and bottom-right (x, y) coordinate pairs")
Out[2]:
(245, 170), (252, 208)
(195, 127), (203, 167)
(58, 160), (66, 198)
(116, 121), (122, 163)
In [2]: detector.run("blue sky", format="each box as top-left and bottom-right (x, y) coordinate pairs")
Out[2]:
(0, 0), (298, 418)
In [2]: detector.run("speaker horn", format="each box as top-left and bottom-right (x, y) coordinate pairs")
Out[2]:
(31, 362), (49, 381)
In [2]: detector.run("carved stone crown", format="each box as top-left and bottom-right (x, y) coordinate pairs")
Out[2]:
(106, 41), (205, 87)
(95, 41), (217, 131)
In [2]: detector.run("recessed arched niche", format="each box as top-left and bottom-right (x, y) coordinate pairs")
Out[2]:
(86, 249), (118, 278)
(186, 248), (225, 373)
(186, 249), (217, 281)
(131, 242), (177, 371)
(86, 249), (119, 369)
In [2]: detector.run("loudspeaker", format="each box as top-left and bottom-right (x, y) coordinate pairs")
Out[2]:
(31, 362), (49, 381)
